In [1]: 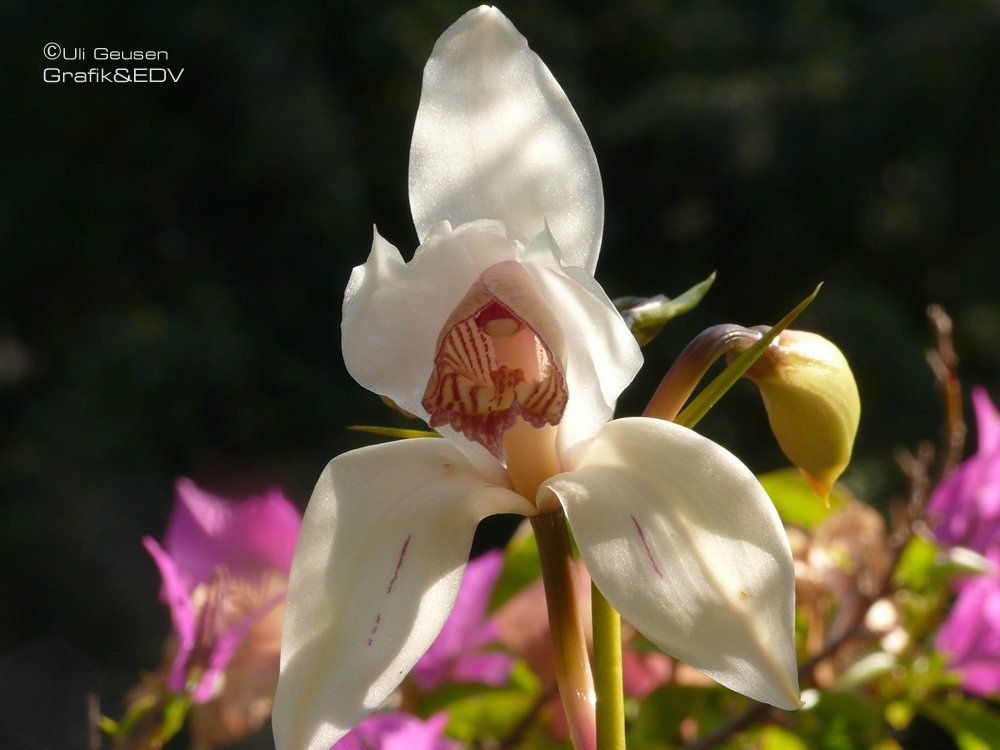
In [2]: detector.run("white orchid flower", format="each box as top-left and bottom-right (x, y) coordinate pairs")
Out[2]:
(273, 7), (800, 750)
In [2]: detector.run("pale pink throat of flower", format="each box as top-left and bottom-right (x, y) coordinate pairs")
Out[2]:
(422, 260), (568, 463)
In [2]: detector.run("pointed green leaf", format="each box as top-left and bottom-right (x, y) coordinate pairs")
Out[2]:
(675, 284), (822, 429)
(348, 425), (441, 439)
(616, 272), (716, 347)
(922, 696), (1000, 750)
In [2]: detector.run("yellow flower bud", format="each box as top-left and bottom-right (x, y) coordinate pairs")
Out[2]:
(745, 330), (860, 499)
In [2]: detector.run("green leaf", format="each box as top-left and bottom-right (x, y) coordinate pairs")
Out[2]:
(922, 696), (1000, 750)
(894, 535), (944, 592)
(793, 690), (884, 750)
(885, 700), (916, 732)
(155, 693), (191, 742)
(348, 425), (440, 439)
(490, 526), (542, 610)
(630, 684), (736, 747)
(616, 272), (716, 347)
(440, 687), (541, 743)
(761, 725), (811, 750)
(674, 284), (822, 429)
(834, 652), (897, 691)
(758, 468), (850, 528)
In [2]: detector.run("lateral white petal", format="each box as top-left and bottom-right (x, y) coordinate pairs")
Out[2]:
(272, 439), (533, 750)
(409, 6), (603, 272)
(522, 229), (642, 461)
(545, 418), (801, 710)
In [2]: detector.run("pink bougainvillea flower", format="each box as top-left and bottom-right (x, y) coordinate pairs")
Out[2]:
(333, 711), (459, 750)
(930, 387), (1000, 562)
(143, 478), (301, 713)
(936, 572), (1000, 697)
(273, 8), (799, 750)
(412, 549), (513, 690)
(928, 388), (1000, 697)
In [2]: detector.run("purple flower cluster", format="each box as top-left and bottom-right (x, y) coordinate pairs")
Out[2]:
(144, 478), (301, 702)
(929, 388), (1000, 697)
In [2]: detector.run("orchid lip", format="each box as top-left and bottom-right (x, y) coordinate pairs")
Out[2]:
(421, 260), (568, 460)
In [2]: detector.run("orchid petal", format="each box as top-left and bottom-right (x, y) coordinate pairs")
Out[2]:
(143, 537), (196, 693)
(165, 478), (301, 586)
(523, 228), (642, 459)
(544, 417), (801, 710)
(342, 224), (641, 466)
(343, 224), (515, 426)
(272, 439), (533, 750)
(409, 6), (603, 272)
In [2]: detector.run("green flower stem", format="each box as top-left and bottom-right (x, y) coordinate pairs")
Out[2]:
(592, 581), (626, 750)
(109, 689), (191, 750)
(531, 509), (597, 750)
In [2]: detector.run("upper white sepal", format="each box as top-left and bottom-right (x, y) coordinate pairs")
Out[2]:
(409, 6), (603, 272)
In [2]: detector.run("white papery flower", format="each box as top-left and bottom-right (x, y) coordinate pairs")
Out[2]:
(273, 8), (800, 750)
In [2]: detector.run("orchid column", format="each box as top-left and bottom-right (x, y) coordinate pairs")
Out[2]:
(274, 8), (800, 750)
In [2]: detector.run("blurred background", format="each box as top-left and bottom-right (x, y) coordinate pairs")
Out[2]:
(2, 0), (999, 747)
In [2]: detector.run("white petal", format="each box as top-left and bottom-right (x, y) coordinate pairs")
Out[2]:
(544, 418), (801, 710)
(342, 223), (517, 422)
(523, 229), (643, 462)
(409, 6), (603, 273)
(272, 439), (534, 750)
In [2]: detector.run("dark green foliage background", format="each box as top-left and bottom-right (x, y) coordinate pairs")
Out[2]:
(2, 1), (998, 746)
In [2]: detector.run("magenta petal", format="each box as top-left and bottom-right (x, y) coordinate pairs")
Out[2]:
(960, 661), (1000, 697)
(451, 650), (514, 687)
(143, 537), (196, 692)
(621, 648), (674, 699)
(937, 574), (1000, 696)
(333, 712), (457, 750)
(972, 388), (1000, 458)
(929, 460), (981, 548)
(191, 590), (285, 703)
(412, 549), (509, 690)
(930, 389), (1000, 558)
(165, 478), (302, 586)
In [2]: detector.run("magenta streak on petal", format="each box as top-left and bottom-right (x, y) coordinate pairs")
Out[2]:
(367, 614), (381, 648)
(387, 535), (412, 595)
(631, 515), (664, 580)
(367, 536), (413, 648)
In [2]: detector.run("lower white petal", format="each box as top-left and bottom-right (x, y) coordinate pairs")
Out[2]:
(272, 439), (534, 750)
(544, 417), (801, 710)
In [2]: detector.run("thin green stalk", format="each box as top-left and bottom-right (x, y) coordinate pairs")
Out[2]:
(531, 509), (597, 750)
(592, 582), (626, 750)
